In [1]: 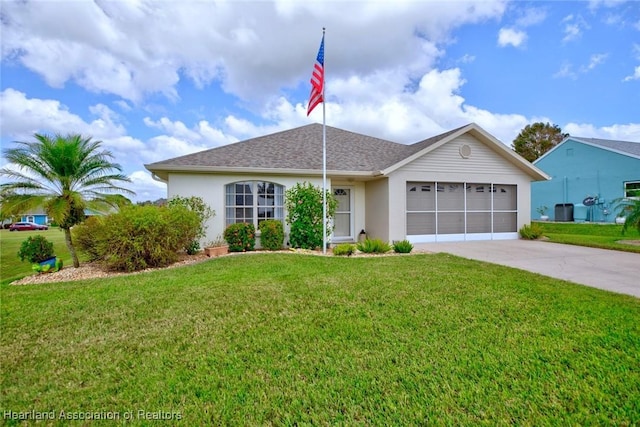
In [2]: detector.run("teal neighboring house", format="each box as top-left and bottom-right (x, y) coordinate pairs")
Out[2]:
(532, 136), (640, 223)
(17, 209), (101, 225)
(19, 209), (48, 225)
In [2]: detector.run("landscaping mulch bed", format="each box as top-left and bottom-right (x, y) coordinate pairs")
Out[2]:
(10, 248), (430, 286)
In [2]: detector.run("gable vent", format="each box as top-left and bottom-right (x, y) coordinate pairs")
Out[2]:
(459, 144), (471, 158)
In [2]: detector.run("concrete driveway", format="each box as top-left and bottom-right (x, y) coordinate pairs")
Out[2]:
(414, 240), (639, 298)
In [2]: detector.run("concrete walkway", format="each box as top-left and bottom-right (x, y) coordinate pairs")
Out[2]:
(414, 240), (640, 298)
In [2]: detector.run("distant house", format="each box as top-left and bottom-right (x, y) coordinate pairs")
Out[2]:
(532, 136), (640, 222)
(12, 209), (103, 226)
(145, 123), (548, 246)
(19, 209), (49, 225)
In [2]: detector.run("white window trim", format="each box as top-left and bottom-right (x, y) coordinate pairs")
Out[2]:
(225, 181), (285, 228)
(331, 186), (355, 242)
(624, 181), (640, 199)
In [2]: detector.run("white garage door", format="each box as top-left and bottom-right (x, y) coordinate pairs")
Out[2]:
(406, 182), (518, 242)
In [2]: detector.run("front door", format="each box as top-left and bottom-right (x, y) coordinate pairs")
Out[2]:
(332, 187), (353, 241)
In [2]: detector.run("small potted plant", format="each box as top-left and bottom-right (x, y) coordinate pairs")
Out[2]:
(204, 235), (229, 257)
(536, 205), (549, 221)
(17, 235), (58, 273)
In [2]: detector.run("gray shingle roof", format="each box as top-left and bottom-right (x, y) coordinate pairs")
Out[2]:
(571, 137), (640, 158)
(146, 123), (455, 172)
(146, 122), (549, 181)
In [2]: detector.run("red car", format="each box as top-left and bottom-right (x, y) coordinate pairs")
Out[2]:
(9, 222), (49, 231)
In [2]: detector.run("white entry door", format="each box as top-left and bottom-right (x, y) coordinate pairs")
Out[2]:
(333, 187), (353, 241)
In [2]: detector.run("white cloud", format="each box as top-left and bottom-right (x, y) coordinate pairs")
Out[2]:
(554, 54), (608, 79)
(561, 14), (589, 43)
(0, 0), (507, 104)
(588, 0), (628, 9)
(515, 7), (547, 27)
(498, 28), (527, 47)
(623, 66), (640, 82)
(580, 53), (608, 72)
(128, 170), (167, 203)
(0, 89), (90, 140)
(564, 122), (640, 142)
(553, 63), (578, 80)
(458, 54), (476, 64)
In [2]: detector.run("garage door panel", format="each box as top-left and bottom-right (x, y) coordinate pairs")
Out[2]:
(407, 183), (435, 210)
(437, 212), (464, 234)
(494, 212), (517, 232)
(467, 212), (491, 233)
(438, 183), (464, 210)
(407, 212), (435, 234)
(406, 181), (518, 239)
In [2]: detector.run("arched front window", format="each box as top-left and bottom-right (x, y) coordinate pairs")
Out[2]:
(225, 181), (285, 227)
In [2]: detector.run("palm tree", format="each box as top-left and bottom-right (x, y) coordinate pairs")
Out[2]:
(1, 133), (134, 267)
(615, 190), (640, 235)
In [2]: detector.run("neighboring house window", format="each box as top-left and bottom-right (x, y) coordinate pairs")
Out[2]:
(624, 181), (640, 198)
(225, 181), (285, 227)
(27, 216), (34, 223)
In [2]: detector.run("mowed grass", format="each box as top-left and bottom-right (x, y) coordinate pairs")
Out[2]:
(2, 254), (639, 425)
(535, 221), (640, 253)
(0, 229), (74, 285)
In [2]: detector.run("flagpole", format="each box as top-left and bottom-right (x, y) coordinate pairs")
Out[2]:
(322, 27), (327, 255)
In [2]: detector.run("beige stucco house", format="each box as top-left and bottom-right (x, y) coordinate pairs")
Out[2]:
(145, 123), (549, 246)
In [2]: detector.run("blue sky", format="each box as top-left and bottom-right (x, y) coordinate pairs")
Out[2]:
(1, 0), (639, 202)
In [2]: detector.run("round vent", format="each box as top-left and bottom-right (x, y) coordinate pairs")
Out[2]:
(459, 144), (471, 158)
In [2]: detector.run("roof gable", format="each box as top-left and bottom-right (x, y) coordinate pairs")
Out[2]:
(535, 136), (640, 163)
(381, 123), (549, 180)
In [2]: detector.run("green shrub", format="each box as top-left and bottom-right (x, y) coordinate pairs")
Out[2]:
(224, 223), (256, 252)
(72, 216), (105, 262)
(393, 239), (414, 253)
(356, 238), (392, 254)
(167, 196), (215, 252)
(17, 235), (55, 263)
(333, 243), (356, 256)
(185, 240), (201, 255)
(519, 223), (543, 240)
(77, 204), (200, 272)
(285, 182), (337, 249)
(258, 219), (284, 250)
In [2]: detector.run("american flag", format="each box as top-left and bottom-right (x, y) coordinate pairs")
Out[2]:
(307, 35), (324, 116)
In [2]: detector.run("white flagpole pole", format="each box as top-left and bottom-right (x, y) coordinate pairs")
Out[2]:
(322, 27), (327, 255)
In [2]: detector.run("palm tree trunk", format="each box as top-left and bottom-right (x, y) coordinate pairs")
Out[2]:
(63, 227), (80, 268)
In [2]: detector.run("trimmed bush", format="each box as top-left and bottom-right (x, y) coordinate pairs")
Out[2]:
(356, 238), (392, 254)
(333, 243), (356, 256)
(73, 205), (200, 272)
(71, 216), (105, 262)
(167, 196), (214, 253)
(17, 235), (55, 263)
(519, 223), (543, 240)
(224, 223), (256, 252)
(393, 239), (414, 254)
(258, 219), (284, 251)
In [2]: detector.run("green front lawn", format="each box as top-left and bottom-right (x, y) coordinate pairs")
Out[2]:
(0, 229), (74, 285)
(535, 221), (640, 253)
(2, 254), (639, 425)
